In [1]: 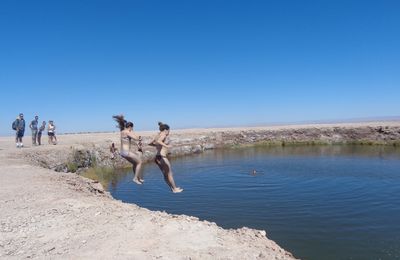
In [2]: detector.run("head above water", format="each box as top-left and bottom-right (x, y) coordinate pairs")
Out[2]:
(113, 115), (134, 131)
(158, 122), (170, 132)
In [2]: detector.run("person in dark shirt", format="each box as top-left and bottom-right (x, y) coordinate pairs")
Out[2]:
(15, 113), (25, 148)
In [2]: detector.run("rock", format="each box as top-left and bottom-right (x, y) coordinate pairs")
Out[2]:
(89, 181), (105, 194)
(203, 143), (215, 150)
(258, 230), (266, 237)
(192, 145), (202, 153)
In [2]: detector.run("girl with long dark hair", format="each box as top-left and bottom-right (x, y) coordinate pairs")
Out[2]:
(113, 115), (144, 184)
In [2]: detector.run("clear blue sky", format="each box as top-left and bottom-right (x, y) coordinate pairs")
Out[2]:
(1, 0), (399, 135)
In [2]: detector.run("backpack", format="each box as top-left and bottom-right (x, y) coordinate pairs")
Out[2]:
(12, 119), (19, 130)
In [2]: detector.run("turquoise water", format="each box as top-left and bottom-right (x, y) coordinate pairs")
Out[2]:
(103, 145), (400, 260)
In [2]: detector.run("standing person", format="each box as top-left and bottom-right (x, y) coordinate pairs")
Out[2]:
(13, 113), (25, 148)
(37, 121), (46, 145)
(109, 143), (119, 159)
(52, 121), (58, 144)
(112, 115), (144, 184)
(47, 120), (57, 145)
(152, 122), (183, 193)
(29, 115), (39, 146)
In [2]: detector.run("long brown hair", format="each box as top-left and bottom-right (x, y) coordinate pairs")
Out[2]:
(113, 115), (127, 131)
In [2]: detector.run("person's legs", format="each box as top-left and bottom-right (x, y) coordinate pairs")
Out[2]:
(18, 136), (23, 147)
(154, 156), (164, 172)
(32, 130), (37, 145)
(48, 133), (56, 144)
(123, 153), (143, 184)
(17, 131), (24, 147)
(160, 157), (182, 193)
(37, 133), (42, 145)
(131, 152), (143, 182)
(155, 157), (171, 187)
(15, 132), (19, 147)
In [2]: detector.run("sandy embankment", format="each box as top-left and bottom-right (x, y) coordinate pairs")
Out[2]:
(1, 122), (400, 259)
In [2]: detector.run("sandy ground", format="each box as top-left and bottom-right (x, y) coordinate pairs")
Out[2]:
(0, 125), (309, 260)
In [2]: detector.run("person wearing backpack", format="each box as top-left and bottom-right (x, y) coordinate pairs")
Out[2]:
(13, 113), (26, 148)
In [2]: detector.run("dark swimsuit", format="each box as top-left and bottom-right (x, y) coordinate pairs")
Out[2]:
(155, 154), (167, 160)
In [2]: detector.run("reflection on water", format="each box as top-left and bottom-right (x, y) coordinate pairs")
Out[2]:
(83, 145), (400, 260)
(81, 167), (128, 191)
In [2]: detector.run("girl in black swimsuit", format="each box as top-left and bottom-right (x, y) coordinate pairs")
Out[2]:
(152, 122), (183, 193)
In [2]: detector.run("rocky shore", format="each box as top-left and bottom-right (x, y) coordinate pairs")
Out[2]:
(24, 121), (400, 174)
(1, 122), (400, 259)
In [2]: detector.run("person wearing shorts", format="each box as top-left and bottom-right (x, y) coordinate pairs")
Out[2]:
(15, 113), (25, 148)
(47, 120), (56, 145)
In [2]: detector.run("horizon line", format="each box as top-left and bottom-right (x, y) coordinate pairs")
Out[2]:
(1, 116), (399, 137)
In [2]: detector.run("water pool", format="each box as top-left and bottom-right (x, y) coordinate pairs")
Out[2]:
(85, 145), (400, 260)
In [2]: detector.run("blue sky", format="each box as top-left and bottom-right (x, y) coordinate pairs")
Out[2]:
(1, 0), (399, 135)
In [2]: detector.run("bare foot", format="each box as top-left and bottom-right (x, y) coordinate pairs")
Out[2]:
(172, 187), (183, 193)
(133, 178), (143, 185)
(139, 178), (145, 183)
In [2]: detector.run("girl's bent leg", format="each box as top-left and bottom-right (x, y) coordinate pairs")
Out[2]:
(120, 153), (142, 185)
(136, 162), (144, 182)
(128, 152), (143, 184)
